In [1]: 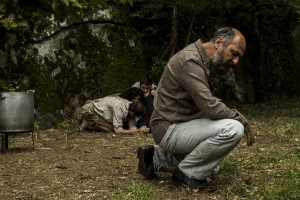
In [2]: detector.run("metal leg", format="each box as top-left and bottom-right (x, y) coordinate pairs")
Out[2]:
(1, 133), (5, 153)
(4, 133), (8, 149)
(32, 131), (35, 150)
(0, 132), (35, 151)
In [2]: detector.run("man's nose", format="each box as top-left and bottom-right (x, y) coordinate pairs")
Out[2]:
(232, 57), (239, 65)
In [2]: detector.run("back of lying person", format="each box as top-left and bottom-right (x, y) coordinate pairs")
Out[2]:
(80, 95), (150, 134)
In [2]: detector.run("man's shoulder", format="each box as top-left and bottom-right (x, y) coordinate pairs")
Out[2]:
(100, 95), (129, 104)
(132, 82), (140, 88)
(184, 42), (201, 60)
(170, 42), (199, 63)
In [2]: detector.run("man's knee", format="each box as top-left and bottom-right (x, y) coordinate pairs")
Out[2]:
(229, 119), (244, 141)
(218, 119), (244, 141)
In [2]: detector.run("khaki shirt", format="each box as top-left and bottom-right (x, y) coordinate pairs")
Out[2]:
(150, 40), (247, 144)
(93, 96), (136, 130)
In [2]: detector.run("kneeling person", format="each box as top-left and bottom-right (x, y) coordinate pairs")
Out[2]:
(80, 95), (150, 134)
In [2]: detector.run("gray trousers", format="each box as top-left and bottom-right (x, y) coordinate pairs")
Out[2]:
(153, 118), (244, 180)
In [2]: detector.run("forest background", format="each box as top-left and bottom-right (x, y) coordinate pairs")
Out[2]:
(0, 1), (299, 199)
(0, 0), (300, 127)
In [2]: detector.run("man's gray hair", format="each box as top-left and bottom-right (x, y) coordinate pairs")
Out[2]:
(211, 27), (236, 46)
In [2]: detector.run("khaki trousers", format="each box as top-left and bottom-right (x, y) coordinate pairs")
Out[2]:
(81, 101), (114, 132)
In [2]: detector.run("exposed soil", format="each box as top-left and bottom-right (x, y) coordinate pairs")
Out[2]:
(0, 128), (243, 200)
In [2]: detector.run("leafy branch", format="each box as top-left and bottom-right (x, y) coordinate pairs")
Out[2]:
(0, 15), (27, 31)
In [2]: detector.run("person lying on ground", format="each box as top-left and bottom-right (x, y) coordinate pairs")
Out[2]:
(119, 87), (148, 129)
(80, 95), (150, 134)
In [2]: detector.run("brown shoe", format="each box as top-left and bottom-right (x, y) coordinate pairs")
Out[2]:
(80, 119), (91, 131)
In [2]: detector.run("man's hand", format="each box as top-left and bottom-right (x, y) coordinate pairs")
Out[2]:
(138, 126), (150, 133)
(150, 89), (157, 96)
(244, 122), (254, 146)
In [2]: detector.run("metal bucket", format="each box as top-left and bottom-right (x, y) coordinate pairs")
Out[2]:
(0, 91), (34, 132)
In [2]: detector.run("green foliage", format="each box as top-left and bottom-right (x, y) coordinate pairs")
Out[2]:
(0, 15), (28, 30)
(49, 0), (88, 13)
(112, 0), (135, 6)
(58, 119), (75, 129)
(0, 0), (299, 113)
(129, 0), (300, 98)
(31, 12), (39, 21)
(144, 25), (159, 35)
(290, 0), (300, 22)
(0, 81), (20, 92)
(34, 121), (40, 130)
(150, 56), (167, 83)
(256, 0), (299, 95)
(59, 0), (85, 8)
(26, 61), (63, 113)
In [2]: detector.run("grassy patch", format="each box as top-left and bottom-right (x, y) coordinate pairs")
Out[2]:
(133, 98), (300, 200)
(218, 98), (300, 199)
(114, 181), (154, 200)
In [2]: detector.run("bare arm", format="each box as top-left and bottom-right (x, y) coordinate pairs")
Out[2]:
(115, 126), (150, 135)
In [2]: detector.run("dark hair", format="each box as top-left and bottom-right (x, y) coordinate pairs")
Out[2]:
(119, 87), (145, 103)
(140, 76), (153, 86)
(129, 101), (145, 117)
(211, 27), (236, 46)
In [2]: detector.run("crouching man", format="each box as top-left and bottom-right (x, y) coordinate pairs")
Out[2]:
(137, 27), (254, 191)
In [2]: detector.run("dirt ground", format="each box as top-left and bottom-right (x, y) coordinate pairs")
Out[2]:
(0, 128), (240, 200)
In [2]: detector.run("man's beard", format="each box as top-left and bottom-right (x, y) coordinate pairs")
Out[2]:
(210, 51), (234, 76)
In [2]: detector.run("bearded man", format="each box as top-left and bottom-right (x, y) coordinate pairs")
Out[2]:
(137, 27), (254, 191)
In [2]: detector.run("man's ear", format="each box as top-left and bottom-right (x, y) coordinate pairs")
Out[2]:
(215, 36), (223, 48)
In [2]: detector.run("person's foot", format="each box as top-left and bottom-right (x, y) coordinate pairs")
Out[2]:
(172, 167), (217, 192)
(0, 95), (5, 101)
(80, 119), (91, 131)
(137, 145), (158, 180)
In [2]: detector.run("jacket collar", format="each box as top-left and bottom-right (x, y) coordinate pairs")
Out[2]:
(194, 39), (210, 76)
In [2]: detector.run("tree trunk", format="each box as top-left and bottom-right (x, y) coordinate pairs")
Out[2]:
(168, 1), (178, 59)
(185, 10), (196, 47)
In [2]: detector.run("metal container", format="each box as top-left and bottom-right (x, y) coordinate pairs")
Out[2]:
(0, 91), (34, 132)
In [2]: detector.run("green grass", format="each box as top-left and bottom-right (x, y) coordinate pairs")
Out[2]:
(111, 98), (300, 199)
(114, 181), (154, 200)
(219, 98), (300, 199)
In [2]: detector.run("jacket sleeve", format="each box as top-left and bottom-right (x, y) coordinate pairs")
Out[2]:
(178, 58), (246, 124)
(112, 105), (127, 130)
